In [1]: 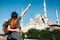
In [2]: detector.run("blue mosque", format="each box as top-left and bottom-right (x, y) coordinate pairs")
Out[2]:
(21, 0), (59, 33)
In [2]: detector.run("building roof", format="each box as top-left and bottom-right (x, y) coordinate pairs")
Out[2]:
(49, 24), (60, 27)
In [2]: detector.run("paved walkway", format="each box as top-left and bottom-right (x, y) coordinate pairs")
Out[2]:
(0, 36), (6, 40)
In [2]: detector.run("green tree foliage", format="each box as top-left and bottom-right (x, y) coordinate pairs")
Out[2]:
(26, 28), (40, 39)
(39, 30), (52, 40)
(22, 32), (26, 40)
(22, 28), (60, 40)
(51, 29), (60, 40)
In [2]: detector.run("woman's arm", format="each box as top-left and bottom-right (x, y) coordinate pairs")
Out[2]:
(21, 4), (31, 18)
(17, 4), (31, 21)
(7, 25), (20, 32)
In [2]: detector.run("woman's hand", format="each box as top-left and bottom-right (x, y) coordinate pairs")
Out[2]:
(16, 28), (21, 32)
(7, 25), (21, 32)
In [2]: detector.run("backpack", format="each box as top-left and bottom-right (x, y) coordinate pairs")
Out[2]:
(2, 20), (9, 35)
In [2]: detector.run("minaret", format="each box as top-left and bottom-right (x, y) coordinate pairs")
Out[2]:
(43, 0), (48, 28)
(56, 8), (58, 25)
(44, 0), (47, 18)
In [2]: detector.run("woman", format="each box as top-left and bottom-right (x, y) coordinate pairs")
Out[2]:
(7, 4), (31, 40)
(7, 12), (21, 40)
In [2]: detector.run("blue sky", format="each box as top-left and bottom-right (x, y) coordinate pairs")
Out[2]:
(0, 0), (60, 32)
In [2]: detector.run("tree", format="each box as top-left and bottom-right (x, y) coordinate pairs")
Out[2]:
(26, 28), (40, 39)
(22, 28), (60, 40)
(39, 30), (52, 40)
(51, 29), (60, 40)
(22, 32), (26, 40)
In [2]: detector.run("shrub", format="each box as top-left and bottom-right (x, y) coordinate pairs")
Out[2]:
(26, 28), (40, 39)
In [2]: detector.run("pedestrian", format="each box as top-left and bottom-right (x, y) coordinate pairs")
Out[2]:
(6, 4), (31, 40)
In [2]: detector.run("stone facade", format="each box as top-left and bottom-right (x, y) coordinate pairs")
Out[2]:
(21, 14), (53, 33)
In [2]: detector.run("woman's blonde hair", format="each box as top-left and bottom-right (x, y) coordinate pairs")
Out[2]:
(10, 17), (18, 29)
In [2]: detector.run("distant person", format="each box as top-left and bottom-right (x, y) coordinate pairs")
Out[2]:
(3, 4), (31, 40)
